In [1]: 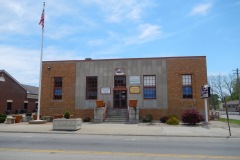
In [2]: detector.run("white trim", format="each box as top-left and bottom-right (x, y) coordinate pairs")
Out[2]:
(7, 100), (13, 103)
(24, 101), (28, 103)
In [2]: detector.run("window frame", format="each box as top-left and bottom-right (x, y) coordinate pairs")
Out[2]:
(53, 77), (62, 100)
(86, 76), (98, 100)
(6, 102), (12, 111)
(114, 76), (126, 87)
(143, 75), (156, 99)
(182, 74), (193, 99)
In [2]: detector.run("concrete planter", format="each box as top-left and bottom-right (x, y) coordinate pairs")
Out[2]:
(93, 107), (105, 123)
(53, 118), (82, 131)
(128, 107), (139, 124)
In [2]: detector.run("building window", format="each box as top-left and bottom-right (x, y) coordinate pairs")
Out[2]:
(86, 76), (97, 100)
(114, 76), (126, 87)
(54, 77), (62, 100)
(24, 102), (28, 110)
(182, 74), (192, 98)
(143, 75), (156, 99)
(6, 102), (12, 111)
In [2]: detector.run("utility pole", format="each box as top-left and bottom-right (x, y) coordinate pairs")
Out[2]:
(233, 68), (240, 114)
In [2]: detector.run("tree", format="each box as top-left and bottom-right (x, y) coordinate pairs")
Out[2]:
(208, 74), (227, 103)
(223, 74), (235, 100)
(209, 94), (220, 110)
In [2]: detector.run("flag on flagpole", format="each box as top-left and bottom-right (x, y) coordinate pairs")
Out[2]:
(39, 3), (45, 29)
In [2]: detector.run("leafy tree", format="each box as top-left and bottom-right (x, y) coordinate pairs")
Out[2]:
(209, 94), (220, 110)
(223, 74), (235, 100)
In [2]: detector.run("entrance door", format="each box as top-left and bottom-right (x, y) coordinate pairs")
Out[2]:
(113, 90), (127, 109)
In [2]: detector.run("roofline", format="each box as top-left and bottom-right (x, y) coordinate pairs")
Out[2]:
(43, 56), (206, 63)
(0, 69), (27, 91)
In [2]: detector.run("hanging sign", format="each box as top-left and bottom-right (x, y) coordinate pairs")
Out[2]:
(201, 84), (210, 99)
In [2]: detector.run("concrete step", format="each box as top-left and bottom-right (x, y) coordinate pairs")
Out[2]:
(105, 108), (128, 124)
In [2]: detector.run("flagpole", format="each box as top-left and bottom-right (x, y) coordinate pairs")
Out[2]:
(37, 2), (45, 120)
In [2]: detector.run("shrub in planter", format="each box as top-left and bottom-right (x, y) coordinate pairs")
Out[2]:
(64, 111), (70, 119)
(142, 114), (153, 123)
(160, 116), (169, 123)
(0, 114), (7, 123)
(166, 117), (179, 125)
(181, 109), (204, 125)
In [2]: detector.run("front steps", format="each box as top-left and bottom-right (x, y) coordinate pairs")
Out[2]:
(104, 108), (128, 123)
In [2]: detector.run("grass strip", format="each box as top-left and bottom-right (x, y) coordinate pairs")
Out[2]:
(219, 118), (240, 125)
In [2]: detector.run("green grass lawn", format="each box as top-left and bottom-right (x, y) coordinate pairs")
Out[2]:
(219, 118), (240, 125)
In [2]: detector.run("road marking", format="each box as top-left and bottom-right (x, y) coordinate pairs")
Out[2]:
(0, 148), (240, 159)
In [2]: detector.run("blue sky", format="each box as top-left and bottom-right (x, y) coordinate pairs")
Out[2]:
(0, 0), (239, 86)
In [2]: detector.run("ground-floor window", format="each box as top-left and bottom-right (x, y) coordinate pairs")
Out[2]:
(86, 76), (98, 100)
(54, 77), (62, 100)
(6, 102), (12, 111)
(182, 74), (192, 98)
(24, 102), (28, 110)
(143, 75), (156, 99)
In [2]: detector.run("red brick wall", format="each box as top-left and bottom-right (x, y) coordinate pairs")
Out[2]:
(139, 109), (168, 120)
(27, 98), (38, 113)
(0, 72), (27, 114)
(41, 62), (77, 117)
(166, 57), (207, 118)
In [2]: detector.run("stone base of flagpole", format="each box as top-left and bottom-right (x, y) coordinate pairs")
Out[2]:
(29, 120), (47, 124)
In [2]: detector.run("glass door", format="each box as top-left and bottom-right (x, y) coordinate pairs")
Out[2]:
(113, 90), (127, 109)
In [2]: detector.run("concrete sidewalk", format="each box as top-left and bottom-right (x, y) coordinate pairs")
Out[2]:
(0, 121), (240, 138)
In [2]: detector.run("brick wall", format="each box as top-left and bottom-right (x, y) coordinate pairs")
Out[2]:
(41, 61), (78, 117)
(0, 71), (27, 114)
(166, 57), (207, 118)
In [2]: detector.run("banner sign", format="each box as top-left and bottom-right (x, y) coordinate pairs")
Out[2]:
(201, 84), (210, 99)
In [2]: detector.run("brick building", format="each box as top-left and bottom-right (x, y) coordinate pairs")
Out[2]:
(40, 56), (208, 122)
(0, 70), (38, 114)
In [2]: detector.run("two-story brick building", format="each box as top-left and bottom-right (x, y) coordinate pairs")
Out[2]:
(40, 56), (208, 121)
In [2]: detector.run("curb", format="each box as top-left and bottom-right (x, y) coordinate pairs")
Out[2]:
(0, 130), (239, 138)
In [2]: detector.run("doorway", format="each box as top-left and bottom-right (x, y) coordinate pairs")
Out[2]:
(113, 90), (127, 109)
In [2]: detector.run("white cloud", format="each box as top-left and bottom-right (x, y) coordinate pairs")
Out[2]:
(125, 24), (162, 45)
(138, 24), (162, 40)
(43, 46), (83, 61)
(0, 45), (40, 86)
(0, 45), (83, 86)
(189, 3), (212, 16)
(46, 25), (78, 39)
(83, 0), (151, 23)
(87, 39), (104, 46)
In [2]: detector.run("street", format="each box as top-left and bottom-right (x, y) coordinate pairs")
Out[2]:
(0, 133), (240, 160)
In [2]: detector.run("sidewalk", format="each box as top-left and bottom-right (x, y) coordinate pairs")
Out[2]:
(0, 121), (240, 138)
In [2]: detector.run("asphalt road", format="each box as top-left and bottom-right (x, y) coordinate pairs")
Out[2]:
(0, 133), (240, 160)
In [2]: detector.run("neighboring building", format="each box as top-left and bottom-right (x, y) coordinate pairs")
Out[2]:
(222, 100), (240, 112)
(40, 56), (208, 121)
(21, 84), (39, 112)
(0, 70), (38, 114)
